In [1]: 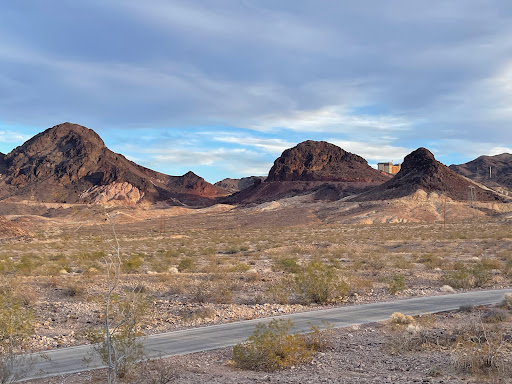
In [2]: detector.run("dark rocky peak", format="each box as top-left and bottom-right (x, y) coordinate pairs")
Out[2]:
(267, 140), (388, 182)
(354, 147), (503, 202)
(9, 122), (105, 160)
(398, 147), (439, 176)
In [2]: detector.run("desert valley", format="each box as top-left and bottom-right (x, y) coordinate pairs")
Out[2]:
(0, 123), (511, 383)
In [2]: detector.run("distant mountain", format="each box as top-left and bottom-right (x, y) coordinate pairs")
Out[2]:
(267, 140), (389, 182)
(450, 153), (512, 190)
(355, 147), (502, 202)
(214, 176), (266, 194)
(224, 140), (389, 204)
(0, 122), (224, 205)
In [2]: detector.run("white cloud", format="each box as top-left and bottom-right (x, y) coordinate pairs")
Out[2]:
(212, 136), (294, 154)
(249, 106), (412, 133)
(430, 139), (512, 163)
(328, 139), (412, 163)
(0, 130), (31, 143)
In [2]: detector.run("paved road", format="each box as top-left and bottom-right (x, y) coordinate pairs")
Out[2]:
(21, 288), (512, 381)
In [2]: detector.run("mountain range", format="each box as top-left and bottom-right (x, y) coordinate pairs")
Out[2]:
(0, 122), (510, 206)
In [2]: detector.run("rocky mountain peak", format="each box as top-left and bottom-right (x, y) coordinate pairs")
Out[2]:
(398, 147), (438, 176)
(267, 140), (388, 182)
(354, 147), (502, 202)
(0, 122), (224, 205)
(11, 122), (105, 159)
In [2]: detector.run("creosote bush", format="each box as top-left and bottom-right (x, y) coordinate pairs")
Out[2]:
(232, 319), (313, 371)
(293, 261), (348, 304)
(387, 274), (406, 295)
(441, 263), (493, 289)
(0, 281), (36, 384)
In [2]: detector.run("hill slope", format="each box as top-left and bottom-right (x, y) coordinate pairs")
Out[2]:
(225, 140), (389, 204)
(450, 153), (512, 191)
(0, 123), (223, 205)
(354, 147), (502, 202)
(214, 176), (266, 194)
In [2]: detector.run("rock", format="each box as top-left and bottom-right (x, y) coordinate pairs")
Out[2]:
(167, 266), (179, 274)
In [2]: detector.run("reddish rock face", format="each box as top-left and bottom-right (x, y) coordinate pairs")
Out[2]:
(355, 147), (503, 202)
(0, 122), (223, 205)
(267, 140), (389, 182)
(450, 153), (512, 190)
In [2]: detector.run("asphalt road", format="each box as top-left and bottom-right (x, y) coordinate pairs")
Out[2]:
(20, 288), (512, 381)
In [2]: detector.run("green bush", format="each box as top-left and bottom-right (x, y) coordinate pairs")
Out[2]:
(293, 261), (348, 304)
(177, 257), (195, 272)
(441, 264), (492, 289)
(273, 258), (300, 273)
(122, 254), (144, 273)
(387, 274), (406, 295)
(232, 319), (312, 371)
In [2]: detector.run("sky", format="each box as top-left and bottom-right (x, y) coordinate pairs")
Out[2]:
(1, 1), (512, 183)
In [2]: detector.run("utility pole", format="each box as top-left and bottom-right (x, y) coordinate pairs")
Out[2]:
(489, 166), (492, 179)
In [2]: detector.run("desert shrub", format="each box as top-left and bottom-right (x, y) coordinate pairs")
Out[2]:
(482, 309), (510, 323)
(304, 322), (334, 352)
(229, 263), (251, 272)
(470, 264), (493, 287)
(389, 312), (416, 326)
(122, 254), (144, 273)
(0, 285), (35, 383)
(419, 253), (444, 269)
(384, 313), (440, 354)
(62, 283), (84, 297)
(458, 304), (477, 313)
(293, 261), (348, 304)
(191, 280), (234, 304)
(15, 254), (42, 275)
(504, 259), (512, 276)
(442, 264), (492, 289)
(135, 360), (183, 384)
(500, 293), (512, 310)
(273, 257), (300, 273)
(266, 261), (348, 305)
(387, 274), (406, 295)
(265, 280), (294, 304)
(441, 269), (472, 289)
(232, 319), (312, 371)
(85, 293), (148, 380)
(451, 322), (511, 377)
(177, 257), (195, 272)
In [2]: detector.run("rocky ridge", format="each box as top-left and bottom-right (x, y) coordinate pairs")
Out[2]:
(354, 147), (503, 202)
(450, 153), (512, 191)
(0, 123), (223, 205)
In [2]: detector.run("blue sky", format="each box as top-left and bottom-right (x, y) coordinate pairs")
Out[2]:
(1, 1), (512, 183)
